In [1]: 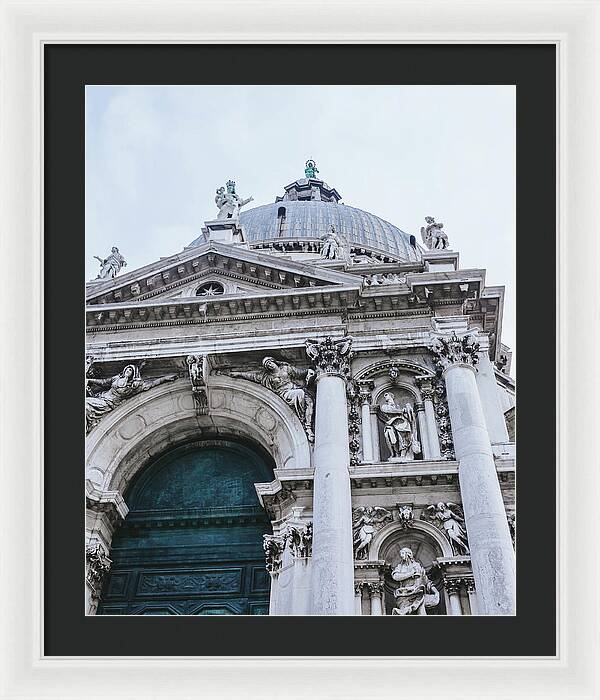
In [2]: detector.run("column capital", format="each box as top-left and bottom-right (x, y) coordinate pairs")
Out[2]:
(443, 577), (462, 595)
(429, 331), (480, 372)
(305, 336), (353, 379)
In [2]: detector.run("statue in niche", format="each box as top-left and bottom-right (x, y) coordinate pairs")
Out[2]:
(215, 180), (253, 219)
(93, 246), (127, 280)
(391, 547), (440, 615)
(85, 363), (178, 434)
(320, 225), (343, 260)
(352, 506), (393, 560)
(378, 393), (421, 461)
(420, 216), (449, 250)
(425, 502), (470, 555)
(221, 357), (316, 441)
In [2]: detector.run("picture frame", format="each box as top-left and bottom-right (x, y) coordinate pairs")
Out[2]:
(1, 1), (598, 698)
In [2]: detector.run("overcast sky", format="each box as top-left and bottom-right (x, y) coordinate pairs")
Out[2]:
(86, 85), (515, 360)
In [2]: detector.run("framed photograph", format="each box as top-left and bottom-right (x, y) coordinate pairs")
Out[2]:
(2, 1), (599, 698)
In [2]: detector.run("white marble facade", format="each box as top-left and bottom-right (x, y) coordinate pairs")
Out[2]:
(85, 173), (516, 616)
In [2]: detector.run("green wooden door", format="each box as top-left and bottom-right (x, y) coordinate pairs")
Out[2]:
(98, 440), (273, 615)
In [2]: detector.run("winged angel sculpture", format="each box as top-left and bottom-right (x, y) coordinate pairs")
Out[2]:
(426, 502), (470, 555)
(352, 506), (393, 560)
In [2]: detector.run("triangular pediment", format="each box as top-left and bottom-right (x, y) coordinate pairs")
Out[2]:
(86, 241), (361, 306)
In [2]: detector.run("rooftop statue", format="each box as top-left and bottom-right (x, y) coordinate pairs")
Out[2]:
(420, 216), (449, 250)
(215, 180), (253, 219)
(320, 225), (343, 260)
(93, 247), (127, 280)
(304, 159), (319, 179)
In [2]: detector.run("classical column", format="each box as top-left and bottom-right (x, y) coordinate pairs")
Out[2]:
(370, 409), (381, 462)
(359, 384), (374, 462)
(466, 578), (479, 615)
(368, 582), (384, 615)
(414, 402), (431, 459)
(475, 335), (510, 444)
(430, 331), (515, 615)
(416, 377), (442, 459)
(305, 337), (355, 615)
(444, 578), (463, 616)
(354, 582), (363, 615)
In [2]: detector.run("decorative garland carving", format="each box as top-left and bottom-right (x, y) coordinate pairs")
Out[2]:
(433, 378), (455, 460)
(85, 542), (112, 600)
(346, 379), (362, 466)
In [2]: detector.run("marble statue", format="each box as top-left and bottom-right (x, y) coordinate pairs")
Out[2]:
(391, 547), (440, 615)
(86, 363), (178, 434)
(420, 216), (449, 250)
(222, 357), (316, 441)
(215, 180), (253, 219)
(352, 506), (393, 560)
(320, 225), (343, 260)
(304, 159), (319, 178)
(379, 393), (421, 461)
(93, 247), (127, 280)
(426, 502), (470, 555)
(186, 354), (208, 415)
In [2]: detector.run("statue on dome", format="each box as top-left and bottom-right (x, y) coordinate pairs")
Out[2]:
(221, 357), (316, 442)
(85, 363), (178, 434)
(391, 547), (440, 615)
(215, 180), (253, 219)
(378, 392), (421, 461)
(420, 216), (449, 250)
(93, 247), (127, 280)
(320, 225), (343, 260)
(304, 159), (319, 179)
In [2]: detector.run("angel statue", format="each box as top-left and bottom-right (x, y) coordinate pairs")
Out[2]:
(391, 547), (440, 616)
(93, 246), (127, 280)
(220, 357), (316, 441)
(420, 216), (449, 250)
(320, 225), (343, 260)
(215, 180), (253, 219)
(352, 506), (393, 560)
(426, 502), (470, 555)
(378, 393), (421, 461)
(86, 363), (178, 434)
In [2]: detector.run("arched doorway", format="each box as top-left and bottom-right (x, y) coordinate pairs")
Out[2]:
(97, 439), (274, 615)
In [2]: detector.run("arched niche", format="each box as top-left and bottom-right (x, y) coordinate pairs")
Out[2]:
(86, 376), (311, 497)
(370, 520), (451, 615)
(372, 382), (422, 462)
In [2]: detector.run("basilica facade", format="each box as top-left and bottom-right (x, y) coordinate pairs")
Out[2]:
(85, 165), (516, 617)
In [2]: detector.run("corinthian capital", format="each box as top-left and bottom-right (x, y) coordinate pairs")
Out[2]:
(305, 336), (353, 378)
(428, 331), (480, 371)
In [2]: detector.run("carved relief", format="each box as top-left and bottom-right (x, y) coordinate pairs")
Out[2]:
(346, 379), (362, 466)
(220, 358), (315, 442)
(263, 521), (313, 576)
(423, 502), (469, 555)
(85, 542), (112, 600)
(85, 363), (178, 434)
(429, 331), (480, 371)
(396, 503), (414, 529)
(186, 354), (209, 415)
(352, 506), (393, 560)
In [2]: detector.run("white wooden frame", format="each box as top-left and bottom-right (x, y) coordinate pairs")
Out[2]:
(1, 1), (598, 698)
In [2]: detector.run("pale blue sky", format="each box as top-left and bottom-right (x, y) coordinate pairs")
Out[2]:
(86, 85), (515, 358)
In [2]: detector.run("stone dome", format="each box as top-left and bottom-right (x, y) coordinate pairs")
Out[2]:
(240, 197), (421, 262)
